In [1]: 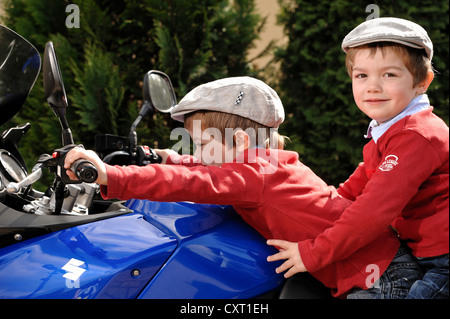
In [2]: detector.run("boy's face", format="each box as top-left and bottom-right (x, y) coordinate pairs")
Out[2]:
(351, 47), (423, 123)
(188, 127), (235, 167)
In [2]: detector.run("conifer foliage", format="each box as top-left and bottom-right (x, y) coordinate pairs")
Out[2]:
(1, 0), (263, 167)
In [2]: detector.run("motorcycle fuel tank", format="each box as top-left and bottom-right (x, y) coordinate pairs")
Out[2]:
(0, 200), (284, 299)
(126, 200), (284, 299)
(0, 212), (177, 299)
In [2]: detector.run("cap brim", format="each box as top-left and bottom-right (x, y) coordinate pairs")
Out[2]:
(344, 38), (424, 51)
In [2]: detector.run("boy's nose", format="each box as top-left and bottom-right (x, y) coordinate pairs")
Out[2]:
(366, 78), (382, 93)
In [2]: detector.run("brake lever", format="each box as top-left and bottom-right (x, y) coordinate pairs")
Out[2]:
(5, 163), (44, 194)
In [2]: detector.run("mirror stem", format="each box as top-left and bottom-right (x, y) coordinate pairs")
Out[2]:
(52, 106), (74, 145)
(139, 100), (152, 118)
(129, 127), (138, 152)
(128, 100), (153, 151)
(62, 128), (74, 146)
(129, 116), (141, 152)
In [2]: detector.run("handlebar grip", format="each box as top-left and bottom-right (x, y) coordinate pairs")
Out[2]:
(152, 153), (163, 164)
(70, 159), (98, 183)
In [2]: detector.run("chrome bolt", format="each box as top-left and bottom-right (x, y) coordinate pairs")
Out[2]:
(131, 269), (141, 277)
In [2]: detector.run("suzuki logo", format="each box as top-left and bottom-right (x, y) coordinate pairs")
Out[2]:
(62, 258), (86, 281)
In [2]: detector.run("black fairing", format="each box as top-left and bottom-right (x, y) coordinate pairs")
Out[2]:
(0, 25), (41, 126)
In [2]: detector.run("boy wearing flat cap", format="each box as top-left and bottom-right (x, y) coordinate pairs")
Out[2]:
(268, 18), (449, 299)
(65, 76), (410, 298)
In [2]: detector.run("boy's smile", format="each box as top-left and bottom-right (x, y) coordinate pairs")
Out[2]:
(351, 48), (423, 124)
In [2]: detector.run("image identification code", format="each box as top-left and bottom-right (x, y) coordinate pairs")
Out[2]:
(180, 302), (269, 317)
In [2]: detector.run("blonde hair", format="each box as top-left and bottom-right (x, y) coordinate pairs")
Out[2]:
(185, 111), (288, 149)
(345, 42), (433, 87)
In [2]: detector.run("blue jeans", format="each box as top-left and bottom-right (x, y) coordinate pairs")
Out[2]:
(407, 254), (449, 299)
(347, 244), (423, 299)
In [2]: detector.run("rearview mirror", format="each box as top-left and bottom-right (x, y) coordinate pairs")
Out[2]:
(128, 70), (177, 151)
(143, 70), (177, 113)
(43, 41), (68, 111)
(43, 41), (73, 145)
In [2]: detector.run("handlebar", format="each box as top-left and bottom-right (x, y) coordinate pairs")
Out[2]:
(70, 159), (98, 183)
(5, 149), (98, 194)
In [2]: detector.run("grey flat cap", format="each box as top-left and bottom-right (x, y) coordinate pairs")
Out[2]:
(342, 17), (433, 60)
(171, 76), (285, 128)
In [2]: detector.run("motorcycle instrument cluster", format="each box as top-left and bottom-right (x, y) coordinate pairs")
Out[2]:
(0, 149), (27, 190)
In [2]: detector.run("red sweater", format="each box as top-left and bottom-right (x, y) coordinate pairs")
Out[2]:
(298, 109), (449, 274)
(101, 149), (399, 297)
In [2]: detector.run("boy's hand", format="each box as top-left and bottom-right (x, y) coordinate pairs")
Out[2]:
(64, 147), (108, 185)
(267, 239), (307, 278)
(154, 149), (179, 164)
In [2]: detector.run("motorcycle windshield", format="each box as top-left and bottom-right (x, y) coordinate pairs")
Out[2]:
(0, 25), (41, 126)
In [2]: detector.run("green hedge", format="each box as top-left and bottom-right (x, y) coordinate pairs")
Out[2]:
(1, 0), (264, 176)
(1, 0), (448, 188)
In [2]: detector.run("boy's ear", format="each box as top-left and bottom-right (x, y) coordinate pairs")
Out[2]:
(418, 70), (434, 94)
(234, 130), (250, 153)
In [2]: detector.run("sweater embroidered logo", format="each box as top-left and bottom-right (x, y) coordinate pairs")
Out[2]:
(379, 155), (399, 172)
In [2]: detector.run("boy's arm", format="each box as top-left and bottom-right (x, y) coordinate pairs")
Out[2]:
(337, 162), (368, 201)
(155, 149), (202, 166)
(100, 159), (263, 206)
(298, 131), (444, 272)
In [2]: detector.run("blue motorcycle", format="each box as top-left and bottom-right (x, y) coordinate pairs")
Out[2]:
(0, 25), (330, 299)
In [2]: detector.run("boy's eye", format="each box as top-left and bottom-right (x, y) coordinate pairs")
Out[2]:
(354, 73), (367, 79)
(383, 73), (396, 78)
